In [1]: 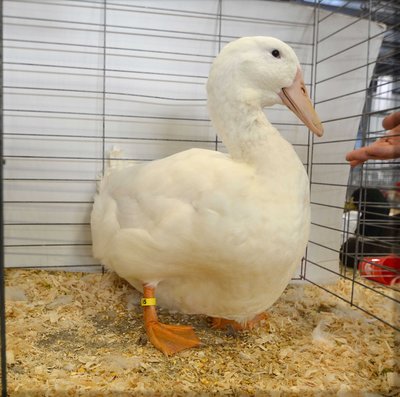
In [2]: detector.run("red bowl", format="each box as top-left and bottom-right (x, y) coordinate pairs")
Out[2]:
(358, 256), (400, 286)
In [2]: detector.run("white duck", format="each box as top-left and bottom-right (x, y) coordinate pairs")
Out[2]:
(91, 36), (323, 355)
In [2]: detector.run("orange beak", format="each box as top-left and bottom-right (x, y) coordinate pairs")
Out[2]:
(278, 69), (324, 137)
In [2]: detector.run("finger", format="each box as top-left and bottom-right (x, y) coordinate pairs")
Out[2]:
(349, 159), (362, 167)
(391, 124), (400, 134)
(363, 143), (400, 160)
(382, 111), (400, 130)
(345, 147), (369, 163)
(346, 149), (369, 166)
(345, 144), (389, 163)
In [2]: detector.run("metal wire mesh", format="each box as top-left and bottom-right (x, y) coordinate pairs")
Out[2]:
(2, 0), (317, 272)
(302, 0), (400, 331)
(1, 0), (399, 393)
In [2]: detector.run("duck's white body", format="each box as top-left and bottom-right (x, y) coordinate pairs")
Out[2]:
(91, 37), (322, 325)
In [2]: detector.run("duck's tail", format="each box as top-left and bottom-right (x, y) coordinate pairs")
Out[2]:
(96, 147), (138, 191)
(108, 146), (138, 171)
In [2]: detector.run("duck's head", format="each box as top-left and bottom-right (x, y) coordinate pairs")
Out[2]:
(207, 36), (323, 137)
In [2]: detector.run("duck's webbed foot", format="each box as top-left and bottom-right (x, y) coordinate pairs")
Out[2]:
(211, 312), (267, 331)
(142, 284), (200, 356)
(146, 321), (200, 356)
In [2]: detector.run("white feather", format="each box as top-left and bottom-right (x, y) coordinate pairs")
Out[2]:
(312, 320), (335, 347)
(91, 37), (312, 323)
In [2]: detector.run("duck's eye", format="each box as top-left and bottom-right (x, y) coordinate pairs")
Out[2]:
(271, 49), (280, 58)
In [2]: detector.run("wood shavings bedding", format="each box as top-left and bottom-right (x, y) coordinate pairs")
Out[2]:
(4, 269), (399, 396)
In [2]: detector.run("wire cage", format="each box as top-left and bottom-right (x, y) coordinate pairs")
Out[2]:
(303, 0), (400, 326)
(1, 0), (399, 395)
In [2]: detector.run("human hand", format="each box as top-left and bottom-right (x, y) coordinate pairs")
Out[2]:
(346, 111), (400, 167)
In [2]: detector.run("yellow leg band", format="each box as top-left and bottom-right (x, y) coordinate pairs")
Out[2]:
(141, 297), (157, 306)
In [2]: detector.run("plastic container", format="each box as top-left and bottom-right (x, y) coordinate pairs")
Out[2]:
(358, 256), (400, 286)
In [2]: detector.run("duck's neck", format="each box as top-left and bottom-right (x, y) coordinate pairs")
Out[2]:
(209, 98), (284, 168)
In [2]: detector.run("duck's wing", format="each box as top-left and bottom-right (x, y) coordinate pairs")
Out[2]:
(91, 148), (253, 260)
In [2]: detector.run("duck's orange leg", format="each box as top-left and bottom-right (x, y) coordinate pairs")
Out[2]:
(211, 312), (267, 331)
(142, 284), (200, 356)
